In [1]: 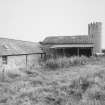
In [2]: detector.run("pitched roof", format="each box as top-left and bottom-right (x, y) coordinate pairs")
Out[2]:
(0, 38), (43, 56)
(42, 35), (94, 44)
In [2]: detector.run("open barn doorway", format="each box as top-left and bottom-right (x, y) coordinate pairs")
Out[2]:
(64, 47), (93, 57)
(53, 47), (93, 57)
(64, 48), (78, 57)
(79, 47), (93, 57)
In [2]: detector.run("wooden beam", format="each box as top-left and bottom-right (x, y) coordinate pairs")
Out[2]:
(63, 48), (65, 57)
(26, 55), (28, 70)
(41, 53), (43, 59)
(77, 48), (79, 56)
(91, 47), (93, 56)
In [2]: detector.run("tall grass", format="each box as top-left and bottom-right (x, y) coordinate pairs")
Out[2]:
(40, 56), (88, 69)
(0, 64), (105, 105)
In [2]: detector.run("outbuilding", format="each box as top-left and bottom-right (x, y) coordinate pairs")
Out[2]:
(0, 38), (44, 71)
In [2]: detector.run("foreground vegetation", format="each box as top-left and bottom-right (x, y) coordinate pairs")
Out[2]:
(0, 56), (105, 105)
(39, 56), (88, 69)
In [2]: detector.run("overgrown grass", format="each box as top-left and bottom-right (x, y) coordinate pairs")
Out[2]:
(0, 56), (105, 105)
(40, 56), (88, 69)
(0, 70), (105, 105)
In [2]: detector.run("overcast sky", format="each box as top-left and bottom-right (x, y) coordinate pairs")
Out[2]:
(0, 0), (105, 48)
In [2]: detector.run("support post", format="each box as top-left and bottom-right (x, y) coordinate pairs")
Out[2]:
(41, 53), (42, 59)
(91, 47), (93, 56)
(63, 48), (65, 57)
(54, 49), (56, 58)
(26, 55), (28, 71)
(77, 48), (79, 56)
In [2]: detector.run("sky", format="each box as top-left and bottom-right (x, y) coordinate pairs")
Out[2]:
(0, 0), (105, 48)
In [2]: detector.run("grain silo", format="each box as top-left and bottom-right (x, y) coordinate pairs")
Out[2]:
(88, 22), (102, 54)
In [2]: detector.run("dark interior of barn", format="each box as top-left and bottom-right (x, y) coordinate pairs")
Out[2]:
(53, 47), (93, 57)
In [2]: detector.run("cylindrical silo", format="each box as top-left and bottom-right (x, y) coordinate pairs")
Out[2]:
(88, 22), (102, 54)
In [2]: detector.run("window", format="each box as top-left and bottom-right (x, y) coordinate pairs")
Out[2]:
(2, 56), (7, 64)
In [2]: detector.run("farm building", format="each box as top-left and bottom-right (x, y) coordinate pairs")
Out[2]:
(0, 38), (44, 71)
(0, 22), (102, 71)
(41, 22), (102, 57)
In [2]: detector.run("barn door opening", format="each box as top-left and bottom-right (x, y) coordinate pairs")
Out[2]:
(79, 47), (93, 57)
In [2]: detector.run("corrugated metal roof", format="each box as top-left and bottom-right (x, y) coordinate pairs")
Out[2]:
(42, 35), (94, 44)
(50, 44), (94, 48)
(0, 38), (43, 56)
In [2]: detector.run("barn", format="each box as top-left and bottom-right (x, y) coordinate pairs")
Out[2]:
(41, 36), (93, 57)
(0, 38), (44, 71)
(41, 22), (102, 57)
(0, 22), (102, 71)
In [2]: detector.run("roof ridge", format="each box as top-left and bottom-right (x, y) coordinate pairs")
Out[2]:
(0, 37), (38, 44)
(0, 37), (42, 56)
(45, 35), (88, 37)
(42, 35), (93, 44)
